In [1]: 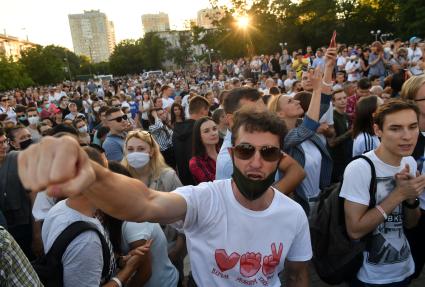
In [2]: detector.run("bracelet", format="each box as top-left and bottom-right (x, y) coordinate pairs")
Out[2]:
(376, 205), (388, 220)
(322, 80), (333, 87)
(111, 277), (123, 287)
(403, 198), (420, 209)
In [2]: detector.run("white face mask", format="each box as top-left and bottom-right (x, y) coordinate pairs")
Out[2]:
(127, 152), (150, 169)
(127, 113), (132, 119)
(78, 125), (88, 133)
(93, 106), (100, 112)
(28, 116), (39, 126)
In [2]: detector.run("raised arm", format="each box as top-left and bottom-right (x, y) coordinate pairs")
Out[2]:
(18, 136), (187, 224)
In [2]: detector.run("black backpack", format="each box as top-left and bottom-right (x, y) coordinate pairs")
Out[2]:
(32, 221), (111, 287)
(310, 155), (377, 285)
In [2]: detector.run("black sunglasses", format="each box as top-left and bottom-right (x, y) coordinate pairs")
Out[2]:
(233, 143), (282, 162)
(108, 114), (128, 122)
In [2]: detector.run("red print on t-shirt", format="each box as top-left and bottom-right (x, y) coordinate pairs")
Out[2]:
(262, 243), (283, 276)
(214, 243), (284, 278)
(215, 249), (240, 272)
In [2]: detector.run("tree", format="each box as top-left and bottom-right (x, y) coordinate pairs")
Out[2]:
(167, 32), (193, 68)
(109, 39), (144, 76)
(0, 55), (33, 91)
(19, 45), (69, 85)
(140, 33), (168, 70)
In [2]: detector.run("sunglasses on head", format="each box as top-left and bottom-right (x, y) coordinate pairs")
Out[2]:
(232, 143), (282, 162)
(108, 114), (128, 122)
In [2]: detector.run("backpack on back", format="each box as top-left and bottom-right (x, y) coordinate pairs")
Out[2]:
(32, 221), (111, 287)
(310, 155), (377, 285)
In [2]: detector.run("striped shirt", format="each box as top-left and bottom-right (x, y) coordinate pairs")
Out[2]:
(149, 118), (173, 151)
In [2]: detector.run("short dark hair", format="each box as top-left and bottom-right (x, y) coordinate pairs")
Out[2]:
(212, 108), (225, 125)
(358, 78), (372, 90)
(269, 87), (280, 96)
(98, 106), (109, 115)
(369, 75), (380, 82)
(231, 107), (287, 148)
(14, 104), (27, 114)
(26, 107), (37, 113)
(223, 87), (261, 114)
(105, 107), (121, 117)
(192, 117), (214, 157)
(82, 146), (106, 167)
(48, 124), (79, 137)
(293, 92), (312, 113)
(373, 99), (420, 130)
(148, 107), (163, 124)
(6, 124), (26, 141)
(189, 96), (209, 115)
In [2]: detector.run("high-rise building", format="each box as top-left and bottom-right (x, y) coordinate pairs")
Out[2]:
(197, 8), (224, 29)
(141, 12), (170, 34)
(68, 10), (116, 63)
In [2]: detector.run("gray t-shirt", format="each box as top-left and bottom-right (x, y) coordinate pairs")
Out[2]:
(121, 221), (179, 287)
(42, 200), (105, 287)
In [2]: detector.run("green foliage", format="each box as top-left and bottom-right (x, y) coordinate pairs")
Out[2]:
(0, 55), (33, 91)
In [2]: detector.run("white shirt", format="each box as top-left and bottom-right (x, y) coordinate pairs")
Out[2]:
(337, 56), (347, 71)
(317, 103), (334, 145)
(408, 47), (423, 75)
(340, 151), (416, 284)
(300, 141), (322, 198)
(353, 133), (380, 157)
(162, 97), (174, 110)
(172, 179), (312, 287)
(284, 78), (296, 93)
(345, 60), (362, 82)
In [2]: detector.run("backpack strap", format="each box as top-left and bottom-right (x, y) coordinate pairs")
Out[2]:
(46, 221), (111, 280)
(352, 155), (377, 208)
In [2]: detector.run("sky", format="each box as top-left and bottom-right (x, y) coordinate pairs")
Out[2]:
(0, 0), (220, 50)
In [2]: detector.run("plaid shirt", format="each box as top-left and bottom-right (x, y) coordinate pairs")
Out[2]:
(149, 118), (173, 151)
(345, 94), (359, 124)
(0, 227), (42, 286)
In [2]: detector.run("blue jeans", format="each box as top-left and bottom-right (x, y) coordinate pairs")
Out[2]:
(350, 277), (410, 287)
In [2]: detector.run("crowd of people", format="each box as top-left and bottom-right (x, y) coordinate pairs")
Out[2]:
(1, 34), (425, 287)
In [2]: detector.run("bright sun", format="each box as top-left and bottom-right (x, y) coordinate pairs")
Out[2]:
(236, 15), (250, 29)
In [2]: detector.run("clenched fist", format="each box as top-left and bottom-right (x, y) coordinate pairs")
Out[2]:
(18, 136), (96, 198)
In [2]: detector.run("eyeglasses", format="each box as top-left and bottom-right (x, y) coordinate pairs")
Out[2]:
(232, 143), (282, 162)
(415, 98), (425, 102)
(1, 99), (8, 102)
(108, 114), (128, 122)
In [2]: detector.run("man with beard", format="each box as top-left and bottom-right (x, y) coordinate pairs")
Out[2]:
(18, 108), (312, 287)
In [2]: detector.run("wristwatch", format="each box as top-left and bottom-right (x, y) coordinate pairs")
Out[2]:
(403, 198), (420, 209)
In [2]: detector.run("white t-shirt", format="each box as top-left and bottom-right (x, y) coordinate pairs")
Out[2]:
(121, 222), (178, 287)
(353, 132), (380, 157)
(340, 151), (416, 284)
(337, 56), (347, 71)
(172, 179), (312, 287)
(317, 103), (334, 145)
(300, 141), (322, 199)
(162, 97), (174, 109)
(408, 47), (423, 75)
(345, 61), (361, 82)
(32, 191), (56, 221)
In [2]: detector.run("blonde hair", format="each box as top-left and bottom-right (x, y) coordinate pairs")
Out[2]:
(267, 94), (282, 113)
(400, 74), (425, 101)
(121, 129), (170, 180)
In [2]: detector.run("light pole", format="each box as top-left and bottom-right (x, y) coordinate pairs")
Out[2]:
(206, 48), (213, 65)
(279, 42), (287, 53)
(370, 30), (381, 42)
(64, 54), (72, 81)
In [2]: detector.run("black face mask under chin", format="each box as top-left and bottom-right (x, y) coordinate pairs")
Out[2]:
(231, 163), (277, 201)
(19, 138), (33, 150)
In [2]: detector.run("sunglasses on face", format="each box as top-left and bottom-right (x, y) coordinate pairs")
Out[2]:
(108, 114), (128, 122)
(233, 143), (282, 162)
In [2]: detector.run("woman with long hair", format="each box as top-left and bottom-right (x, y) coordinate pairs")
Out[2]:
(352, 95), (380, 156)
(267, 67), (333, 216)
(170, 103), (185, 128)
(121, 130), (181, 191)
(189, 117), (219, 184)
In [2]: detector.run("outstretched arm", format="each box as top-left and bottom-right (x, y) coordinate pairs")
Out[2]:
(18, 136), (187, 224)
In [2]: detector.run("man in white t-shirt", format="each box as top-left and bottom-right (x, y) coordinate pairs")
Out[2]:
(345, 55), (362, 82)
(18, 108), (312, 287)
(340, 100), (424, 286)
(161, 85), (175, 111)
